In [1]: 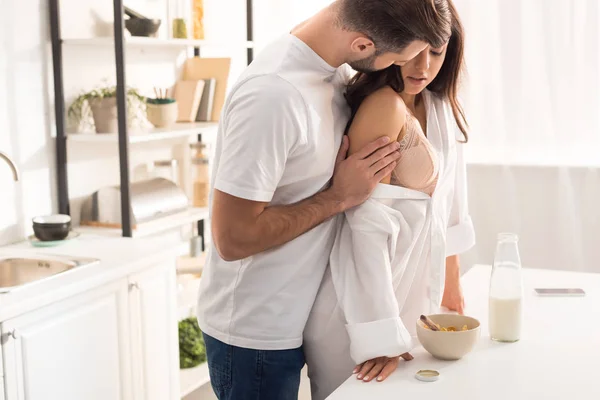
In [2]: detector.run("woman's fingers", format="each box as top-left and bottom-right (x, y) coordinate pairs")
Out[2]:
(376, 357), (400, 382)
(362, 359), (386, 382)
(357, 354), (412, 383)
(356, 359), (375, 380)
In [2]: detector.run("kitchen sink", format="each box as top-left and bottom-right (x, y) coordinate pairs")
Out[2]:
(0, 255), (99, 293)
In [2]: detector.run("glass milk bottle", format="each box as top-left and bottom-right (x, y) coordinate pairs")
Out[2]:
(489, 233), (523, 342)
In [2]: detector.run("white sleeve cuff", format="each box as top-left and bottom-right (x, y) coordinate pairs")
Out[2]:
(214, 179), (274, 203)
(346, 317), (415, 365)
(446, 216), (476, 256)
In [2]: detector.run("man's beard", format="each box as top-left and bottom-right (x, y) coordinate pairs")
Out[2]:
(348, 53), (378, 73)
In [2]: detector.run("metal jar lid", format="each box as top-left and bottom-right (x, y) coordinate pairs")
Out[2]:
(415, 369), (440, 382)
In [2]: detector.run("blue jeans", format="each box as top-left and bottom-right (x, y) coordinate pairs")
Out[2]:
(203, 333), (305, 400)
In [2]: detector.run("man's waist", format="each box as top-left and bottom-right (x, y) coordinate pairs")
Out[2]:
(198, 315), (304, 351)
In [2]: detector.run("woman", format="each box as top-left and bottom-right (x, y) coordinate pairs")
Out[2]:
(303, 2), (475, 399)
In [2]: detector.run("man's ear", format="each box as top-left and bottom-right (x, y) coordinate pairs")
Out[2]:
(350, 36), (375, 56)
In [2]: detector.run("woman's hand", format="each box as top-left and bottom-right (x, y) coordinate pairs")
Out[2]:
(442, 255), (465, 314)
(441, 280), (465, 314)
(353, 352), (414, 382)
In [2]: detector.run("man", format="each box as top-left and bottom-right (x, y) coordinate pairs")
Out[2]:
(197, 1), (451, 398)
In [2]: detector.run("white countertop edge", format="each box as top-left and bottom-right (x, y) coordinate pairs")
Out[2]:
(0, 235), (183, 321)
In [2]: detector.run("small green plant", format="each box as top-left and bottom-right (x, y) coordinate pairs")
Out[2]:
(178, 317), (206, 369)
(147, 97), (176, 105)
(67, 85), (147, 131)
(148, 87), (175, 105)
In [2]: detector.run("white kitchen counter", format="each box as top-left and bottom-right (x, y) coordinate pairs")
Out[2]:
(0, 233), (182, 321)
(328, 265), (600, 399)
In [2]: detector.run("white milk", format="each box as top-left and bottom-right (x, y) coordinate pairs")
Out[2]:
(489, 297), (522, 342)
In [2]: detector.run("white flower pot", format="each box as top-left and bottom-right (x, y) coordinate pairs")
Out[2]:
(146, 101), (178, 128)
(90, 97), (118, 133)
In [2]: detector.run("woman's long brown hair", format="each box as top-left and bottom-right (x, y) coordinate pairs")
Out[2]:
(345, 0), (469, 142)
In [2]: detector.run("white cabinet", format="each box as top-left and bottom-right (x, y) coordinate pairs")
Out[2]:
(128, 263), (180, 400)
(0, 339), (4, 400)
(0, 261), (180, 400)
(0, 341), (4, 400)
(1, 280), (133, 400)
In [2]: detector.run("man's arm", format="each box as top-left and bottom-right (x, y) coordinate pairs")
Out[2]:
(212, 135), (401, 261)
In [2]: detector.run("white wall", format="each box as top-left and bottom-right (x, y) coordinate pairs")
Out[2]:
(453, 0), (600, 273)
(462, 163), (600, 274)
(0, 0), (56, 245)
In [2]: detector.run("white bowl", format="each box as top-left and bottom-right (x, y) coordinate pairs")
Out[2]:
(416, 314), (481, 360)
(32, 214), (71, 224)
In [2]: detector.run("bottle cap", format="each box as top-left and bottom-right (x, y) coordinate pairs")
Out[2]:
(415, 369), (440, 382)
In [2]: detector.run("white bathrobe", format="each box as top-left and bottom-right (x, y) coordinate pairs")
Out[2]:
(303, 91), (476, 400)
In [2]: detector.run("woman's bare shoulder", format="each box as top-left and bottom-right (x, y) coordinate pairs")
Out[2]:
(347, 87), (407, 154)
(359, 86), (406, 121)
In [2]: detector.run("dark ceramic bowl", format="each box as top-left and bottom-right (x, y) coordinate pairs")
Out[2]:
(32, 214), (71, 241)
(125, 18), (161, 37)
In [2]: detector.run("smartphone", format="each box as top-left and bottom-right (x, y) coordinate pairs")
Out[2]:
(534, 288), (585, 297)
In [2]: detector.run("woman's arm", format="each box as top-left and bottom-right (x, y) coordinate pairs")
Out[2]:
(347, 87), (407, 184)
(443, 125), (476, 313)
(442, 255), (464, 314)
(331, 204), (415, 381)
(331, 88), (413, 382)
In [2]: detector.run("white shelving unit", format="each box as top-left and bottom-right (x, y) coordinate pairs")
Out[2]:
(49, 1), (255, 397)
(63, 37), (254, 48)
(78, 207), (209, 238)
(68, 122), (218, 144)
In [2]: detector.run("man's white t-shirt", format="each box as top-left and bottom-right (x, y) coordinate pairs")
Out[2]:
(197, 34), (352, 350)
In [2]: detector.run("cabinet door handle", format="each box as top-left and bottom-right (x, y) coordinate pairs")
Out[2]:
(0, 330), (18, 344)
(129, 282), (139, 291)
(9, 329), (19, 339)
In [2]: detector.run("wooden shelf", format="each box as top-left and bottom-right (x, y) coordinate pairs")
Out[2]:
(176, 252), (206, 274)
(78, 207), (209, 238)
(68, 122), (218, 144)
(180, 362), (210, 397)
(63, 37), (254, 48)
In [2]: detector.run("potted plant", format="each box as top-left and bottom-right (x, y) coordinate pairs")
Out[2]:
(68, 85), (147, 133)
(146, 88), (178, 128)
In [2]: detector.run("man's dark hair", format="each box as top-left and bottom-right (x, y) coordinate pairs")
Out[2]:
(338, 0), (452, 53)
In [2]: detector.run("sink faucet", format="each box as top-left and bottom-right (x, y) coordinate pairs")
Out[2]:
(0, 151), (19, 181)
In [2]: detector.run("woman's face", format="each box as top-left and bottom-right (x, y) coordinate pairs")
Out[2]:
(400, 44), (448, 95)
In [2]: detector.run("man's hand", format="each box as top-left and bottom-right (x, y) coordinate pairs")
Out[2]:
(326, 135), (401, 210)
(211, 135), (400, 261)
(353, 352), (414, 383)
(442, 255), (465, 314)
